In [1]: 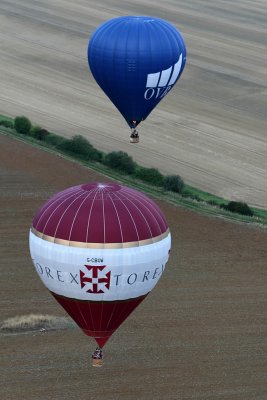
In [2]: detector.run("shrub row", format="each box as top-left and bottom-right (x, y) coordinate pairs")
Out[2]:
(15, 116), (31, 134)
(0, 119), (14, 128)
(103, 152), (184, 190)
(104, 151), (136, 174)
(3, 115), (254, 217)
(58, 135), (103, 162)
(8, 116), (184, 191)
(220, 201), (253, 216)
(11, 116), (102, 162)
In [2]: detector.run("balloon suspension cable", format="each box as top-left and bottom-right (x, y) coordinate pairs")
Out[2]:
(92, 347), (103, 367)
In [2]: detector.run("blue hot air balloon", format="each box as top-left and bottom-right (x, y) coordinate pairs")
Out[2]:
(88, 16), (186, 141)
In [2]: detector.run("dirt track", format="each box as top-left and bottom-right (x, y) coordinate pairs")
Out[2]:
(0, 0), (267, 208)
(0, 133), (267, 400)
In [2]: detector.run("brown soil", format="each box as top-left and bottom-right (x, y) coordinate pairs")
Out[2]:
(0, 133), (266, 400)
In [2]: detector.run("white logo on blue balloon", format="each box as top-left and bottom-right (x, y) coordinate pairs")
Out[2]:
(144, 54), (183, 100)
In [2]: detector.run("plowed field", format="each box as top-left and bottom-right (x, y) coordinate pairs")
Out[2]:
(0, 133), (266, 400)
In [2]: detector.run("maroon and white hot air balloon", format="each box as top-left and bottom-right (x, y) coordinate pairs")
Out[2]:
(29, 182), (171, 362)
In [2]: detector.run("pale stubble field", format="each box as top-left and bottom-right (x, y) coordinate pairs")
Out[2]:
(0, 0), (266, 207)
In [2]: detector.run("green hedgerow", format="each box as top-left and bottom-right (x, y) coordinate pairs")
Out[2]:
(14, 116), (32, 134)
(0, 119), (14, 128)
(31, 127), (50, 141)
(163, 175), (184, 193)
(135, 166), (164, 186)
(44, 133), (67, 147)
(104, 151), (136, 174)
(58, 135), (102, 162)
(220, 201), (253, 216)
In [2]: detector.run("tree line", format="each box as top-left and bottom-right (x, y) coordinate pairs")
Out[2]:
(0, 115), (253, 217)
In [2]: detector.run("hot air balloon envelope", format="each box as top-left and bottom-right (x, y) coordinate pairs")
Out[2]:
(88, 16), (186, 128)
(29, 183), (171, 348)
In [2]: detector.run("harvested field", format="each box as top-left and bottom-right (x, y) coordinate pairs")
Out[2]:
(0, 133), (266, 400)
(0, 1), (267, 208)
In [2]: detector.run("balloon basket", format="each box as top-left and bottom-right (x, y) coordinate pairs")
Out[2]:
(130, 137), (139, 143)
(92, 347), (103, 367)
(92, 358), (103, 367)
